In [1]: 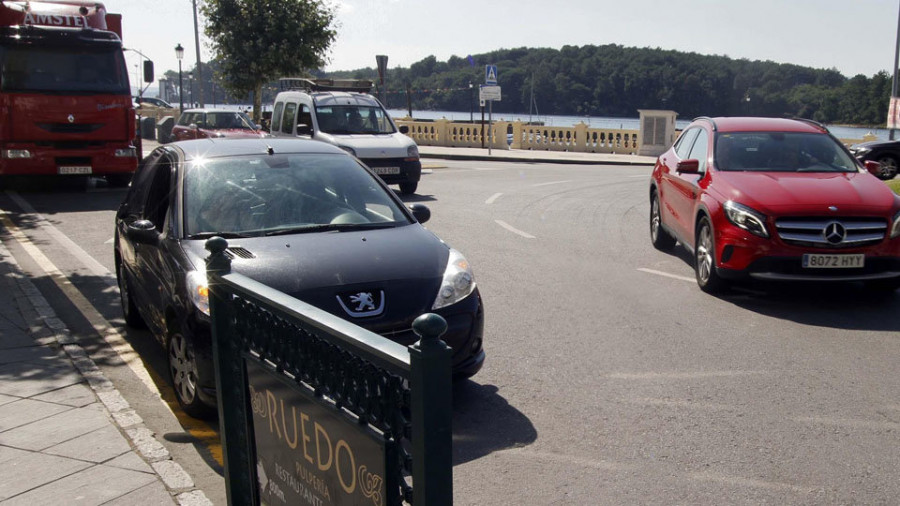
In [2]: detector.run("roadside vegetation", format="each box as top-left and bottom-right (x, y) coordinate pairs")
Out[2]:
(887, 179), (900, 195)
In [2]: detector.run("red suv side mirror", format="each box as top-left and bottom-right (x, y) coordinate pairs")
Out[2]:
(676, 159), (701, 174)
(864, 160), (881, 176)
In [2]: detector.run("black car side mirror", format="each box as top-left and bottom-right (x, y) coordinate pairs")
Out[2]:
(127, 219), (161, 246)
(409, 203), (430, 224)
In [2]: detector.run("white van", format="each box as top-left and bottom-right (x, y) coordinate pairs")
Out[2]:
(268, 78), (421, 194)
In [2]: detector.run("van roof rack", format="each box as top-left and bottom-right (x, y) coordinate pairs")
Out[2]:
(278, 78), (374, 93)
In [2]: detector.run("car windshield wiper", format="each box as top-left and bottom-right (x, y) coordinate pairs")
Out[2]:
(263, 222), (399, 237)
(186, 231), (255, 239)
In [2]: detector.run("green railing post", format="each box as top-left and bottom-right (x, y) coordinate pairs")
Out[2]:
(409, 313), (453, 505)
(206, 237), (255, 505)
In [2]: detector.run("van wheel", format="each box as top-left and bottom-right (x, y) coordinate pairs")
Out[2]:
(399, 182), (418, 195)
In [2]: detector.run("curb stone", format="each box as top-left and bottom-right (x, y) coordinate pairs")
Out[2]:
(0, 238), (213, 506)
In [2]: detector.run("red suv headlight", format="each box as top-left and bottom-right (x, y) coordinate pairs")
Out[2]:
(724, 201), (769, 238)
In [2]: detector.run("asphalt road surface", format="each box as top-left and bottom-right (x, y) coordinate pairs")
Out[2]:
(1, 159), (898, 505)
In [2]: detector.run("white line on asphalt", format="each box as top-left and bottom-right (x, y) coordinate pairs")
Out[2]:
(531, 180), (572, 187)
(0, 203), (165, 403)
(689, 471), (814, 495)
(637, 267), (695, 283)
(494, 220), (536, 239)
(609, 370), (767, 380)
(7, 191), (116, 287)
(485, 192), (503, 205)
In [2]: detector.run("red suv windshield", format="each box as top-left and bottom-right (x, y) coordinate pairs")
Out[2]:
(714, 132), (857, 173)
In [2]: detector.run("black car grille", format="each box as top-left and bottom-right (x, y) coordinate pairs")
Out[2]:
(775, 217), (887, 249)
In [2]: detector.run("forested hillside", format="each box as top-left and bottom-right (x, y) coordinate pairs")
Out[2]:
(324, 44), (891, 125)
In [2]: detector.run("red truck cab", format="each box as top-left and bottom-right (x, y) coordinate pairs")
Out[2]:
(0, 1), (137, 186)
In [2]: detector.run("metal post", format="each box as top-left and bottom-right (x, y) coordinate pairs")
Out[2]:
(488, 100), (493, 156)
(409, 314), (453, 506)
(178, 61), (183, 113)
(192, 0), (204, 107)
(206, 237), (256, 506)
(481, 104), (485, 148)
(891, 1), (900, 139)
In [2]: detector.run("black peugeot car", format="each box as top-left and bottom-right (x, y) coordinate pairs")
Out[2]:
(115, 138), (485, 418)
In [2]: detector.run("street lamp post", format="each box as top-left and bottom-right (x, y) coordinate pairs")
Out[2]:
(188, 73), (194, 107)
(469, 82), (474, 123)
(175, 43), (184, 113)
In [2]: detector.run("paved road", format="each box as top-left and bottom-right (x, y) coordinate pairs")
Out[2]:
(1, 159), (899, 505)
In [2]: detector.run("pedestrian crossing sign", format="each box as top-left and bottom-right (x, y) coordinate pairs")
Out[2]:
(485, 65), (498, 85)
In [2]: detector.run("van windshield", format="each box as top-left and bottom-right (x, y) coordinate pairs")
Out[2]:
(315, 105), (396, 135)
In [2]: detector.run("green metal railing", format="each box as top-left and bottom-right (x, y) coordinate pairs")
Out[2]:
(205, 237), (453, 505)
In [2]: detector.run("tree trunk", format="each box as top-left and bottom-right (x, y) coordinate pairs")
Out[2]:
(252, 83), (263, 123)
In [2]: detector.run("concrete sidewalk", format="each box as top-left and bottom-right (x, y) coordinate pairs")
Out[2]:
(140, 138), (656, 166)
(0, 238), (210, 505)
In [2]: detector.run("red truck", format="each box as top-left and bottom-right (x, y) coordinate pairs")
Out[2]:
(0, 1), (137, 186)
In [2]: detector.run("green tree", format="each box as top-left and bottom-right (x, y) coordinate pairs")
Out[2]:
(201, 0), (337, 119)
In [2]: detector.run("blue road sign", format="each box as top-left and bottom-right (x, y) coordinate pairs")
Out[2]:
(485, 65), (498, 85)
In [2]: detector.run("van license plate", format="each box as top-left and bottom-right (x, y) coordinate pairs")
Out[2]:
(373, 166), (400, 175)
(802, 253), (864, 268)
(59, 166), (92, 175)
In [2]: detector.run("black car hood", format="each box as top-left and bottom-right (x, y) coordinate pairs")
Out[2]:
(854, 140), (899, 149)
(181, 224), (449, 328)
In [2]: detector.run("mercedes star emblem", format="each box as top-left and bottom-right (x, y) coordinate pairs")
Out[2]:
(823, 221), (846, 244)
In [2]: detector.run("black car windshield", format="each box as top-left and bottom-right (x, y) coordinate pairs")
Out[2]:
(0, 46), (129, 94)
(315, 105), (395, 135)
(715, 132), (858, 173)
(183, 153), (410, 237)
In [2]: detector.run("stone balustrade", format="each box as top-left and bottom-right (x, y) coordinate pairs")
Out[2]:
(395, 117), (642, 155)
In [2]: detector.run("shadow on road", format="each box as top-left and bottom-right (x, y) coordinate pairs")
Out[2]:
(451, 381), (537, 466)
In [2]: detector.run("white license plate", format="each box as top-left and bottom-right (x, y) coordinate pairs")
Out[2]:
(58, 166), (92, 175)
(802, 253), (865, 269)
(373, 166), (400, 175)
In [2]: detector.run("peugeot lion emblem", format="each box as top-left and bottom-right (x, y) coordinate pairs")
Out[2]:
(823, 221), (846, 244)
(67, 114), (75, 123)
(337, 290), (385, 318)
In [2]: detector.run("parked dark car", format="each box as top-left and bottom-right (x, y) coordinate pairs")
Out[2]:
(849, 139), (900, 180)
(170, 109), (267, 142)
(115, 138), (485, 417)
(650, 117), (900, 293)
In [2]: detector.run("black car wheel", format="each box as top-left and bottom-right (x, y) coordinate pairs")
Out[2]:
(116, 255), (146, 328)
(399, 182), (418, 195)
(650, 190), (676, 250)
(695, 216), (727, 293)
(876, 155), (898, 180)
(168, 331), (214, 419)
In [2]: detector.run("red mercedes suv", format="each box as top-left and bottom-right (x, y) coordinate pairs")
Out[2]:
(650, 117), (900, 293)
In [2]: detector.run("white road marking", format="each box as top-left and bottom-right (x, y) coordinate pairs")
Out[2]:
(689, 471), (814, 495)
(609, 371), (767, 380)
(485, 192), (503, 204)
(531, 179), (572, 187)
(495, 220), (536, 239)
(637, 267), (694, 283)
(7, 191), (116, 287)
(105, 237), (115, 244)
(0, 204), (166, 403)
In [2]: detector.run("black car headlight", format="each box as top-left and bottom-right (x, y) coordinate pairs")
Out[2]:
(724, 201), (769, 238)
(432, 249), (476, 310)
(187, 271), (210, 316)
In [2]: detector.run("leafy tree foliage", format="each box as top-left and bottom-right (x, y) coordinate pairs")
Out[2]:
(201, 0), (336, 119)
(329, 45), (891, 126)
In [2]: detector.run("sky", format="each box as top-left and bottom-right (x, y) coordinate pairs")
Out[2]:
(117, 0), (900, 96)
